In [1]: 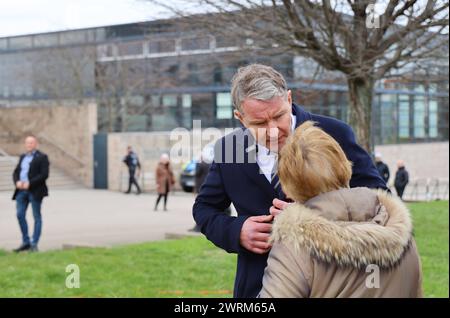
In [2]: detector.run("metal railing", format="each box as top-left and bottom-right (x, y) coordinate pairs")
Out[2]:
(401, 178), (449, 201)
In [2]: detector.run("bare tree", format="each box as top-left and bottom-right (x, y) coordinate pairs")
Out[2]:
(148, 0), (449, 151)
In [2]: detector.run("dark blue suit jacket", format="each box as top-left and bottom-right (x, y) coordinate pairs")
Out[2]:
(192, 104), (387, 298)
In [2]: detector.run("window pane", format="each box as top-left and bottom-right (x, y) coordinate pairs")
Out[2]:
(34, 34), (58, 47)
(217, 106), (232, 119)
(118, 41), (143, 56)
(163, 94), (177, 107)
(398, 95), (409, 138)
(429, 100), (438, 138)
(60, 30), (86, 44)
(149, 39), (175, 53)
(182, 94), (192, 108)
(216, 92), (232, 119)
(9, 36), (32, 49)
(217, 92), (231, 107)
(0, 38), (7, 50)
(414, 95), (425, 138)
(151, 95), (160, 107)
(181, 37), (210, 51)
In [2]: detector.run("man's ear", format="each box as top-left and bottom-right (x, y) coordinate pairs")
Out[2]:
(287, 90), (292, 105)
(234, 110), (245, 126)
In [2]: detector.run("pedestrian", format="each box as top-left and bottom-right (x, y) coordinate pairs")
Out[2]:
(12, 135), (50, 253)
(123, 146), (141, 194)
(154, 153), (175, 211)
(374, 152), (390, 184)
(394, 160), (409, 200)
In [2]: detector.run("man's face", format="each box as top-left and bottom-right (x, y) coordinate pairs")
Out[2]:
(24, 137), (37, 153)
(235, 90), (292, 153)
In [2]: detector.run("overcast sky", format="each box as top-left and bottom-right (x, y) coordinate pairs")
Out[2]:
(0, 0), (168, 38)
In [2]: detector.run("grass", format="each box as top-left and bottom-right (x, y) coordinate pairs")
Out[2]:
(409, 200), (449, 298)
(0, 237), (237, 298)
(0, 200), (447, 298)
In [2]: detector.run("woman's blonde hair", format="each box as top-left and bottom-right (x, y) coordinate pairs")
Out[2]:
(278, 121), (352, 203)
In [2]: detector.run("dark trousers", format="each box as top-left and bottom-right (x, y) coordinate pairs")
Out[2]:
(155, 180), (169, 209)
(395, 186), (406, 199)
(127, 168), (141, 193)
(16, 190), (42, 246)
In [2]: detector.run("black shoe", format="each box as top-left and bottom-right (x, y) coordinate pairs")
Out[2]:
(124, 191), (131, 194)
(164, 207), (168, 211)
(13, 243), (31, 253)
(30, 245), (39, 252)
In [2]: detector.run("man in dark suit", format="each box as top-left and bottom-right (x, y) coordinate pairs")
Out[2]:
(12, 135), (50, 252)
(193, 64), (387, 298)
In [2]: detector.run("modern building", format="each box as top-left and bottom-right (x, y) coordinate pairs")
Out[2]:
(0, 19), (448, 146)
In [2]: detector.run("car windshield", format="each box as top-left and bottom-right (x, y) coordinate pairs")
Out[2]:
(184, 161), (196, 172)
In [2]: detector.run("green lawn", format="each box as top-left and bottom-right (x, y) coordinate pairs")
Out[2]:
(409, 200), (449, 298)
(0, 200), (447, 298)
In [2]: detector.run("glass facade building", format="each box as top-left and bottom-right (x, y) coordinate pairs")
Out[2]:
(0, 20), (448, 145)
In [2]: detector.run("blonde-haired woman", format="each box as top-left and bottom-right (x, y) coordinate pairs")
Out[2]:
(154, 153), (175, 211)
(259, 121), (422, 298)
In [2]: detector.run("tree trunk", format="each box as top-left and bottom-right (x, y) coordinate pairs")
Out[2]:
(347, 77), (374, 153)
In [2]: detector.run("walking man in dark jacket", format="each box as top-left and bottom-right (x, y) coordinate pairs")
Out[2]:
(394, 160), (409, 200)
(375, 152), (390, 183)
(12, 135), (50, 252)
(123, 146), (141, 194)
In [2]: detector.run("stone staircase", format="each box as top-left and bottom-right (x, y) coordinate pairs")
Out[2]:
(0, 153), (83, 192)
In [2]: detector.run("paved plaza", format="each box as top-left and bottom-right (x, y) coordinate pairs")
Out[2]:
(0, 189), (203, 251)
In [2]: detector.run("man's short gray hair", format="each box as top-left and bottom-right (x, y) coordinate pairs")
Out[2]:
(231, 64), (288, 112)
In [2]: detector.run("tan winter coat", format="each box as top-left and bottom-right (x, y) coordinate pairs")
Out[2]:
(259, 187), (423, 298)
(155, 162), (175, 194)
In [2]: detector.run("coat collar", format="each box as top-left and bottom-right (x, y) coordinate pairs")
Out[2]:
(270, 189), (413, 269)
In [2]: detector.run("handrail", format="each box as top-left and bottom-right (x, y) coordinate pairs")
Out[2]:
(38, 133), (85, 167)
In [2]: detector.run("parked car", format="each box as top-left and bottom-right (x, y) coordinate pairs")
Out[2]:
(179, 143), (215, 193)
(180, 159), (197, 192)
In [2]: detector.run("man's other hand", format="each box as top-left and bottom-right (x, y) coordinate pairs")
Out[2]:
(240, 214), (274, 254)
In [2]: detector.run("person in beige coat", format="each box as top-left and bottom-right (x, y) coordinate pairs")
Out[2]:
(259, 121), (423, 298)
(154, 153), (175, 211)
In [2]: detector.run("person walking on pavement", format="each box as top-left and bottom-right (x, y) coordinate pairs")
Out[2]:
(12, 135), (50, 253)
(123, 146), (141, 194)
(394, 160), (409, 200)
(154, 153), (175, 211)
(374, 152), (390, 184)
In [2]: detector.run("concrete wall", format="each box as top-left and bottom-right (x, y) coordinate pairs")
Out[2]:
(0, 102), (97, 187)
(374, 142), (449, 185)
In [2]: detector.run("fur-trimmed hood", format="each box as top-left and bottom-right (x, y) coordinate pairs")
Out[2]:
(270, 187), (413, 269)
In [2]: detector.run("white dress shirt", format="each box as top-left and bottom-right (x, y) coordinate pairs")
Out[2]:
(256, 114), (296, 182)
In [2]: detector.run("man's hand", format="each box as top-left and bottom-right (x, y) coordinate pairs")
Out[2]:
(15, 181), (23, 189)
(240, 215), (274, 254)
(23, 182), (30, 190)
(269, 198), (291, 217)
